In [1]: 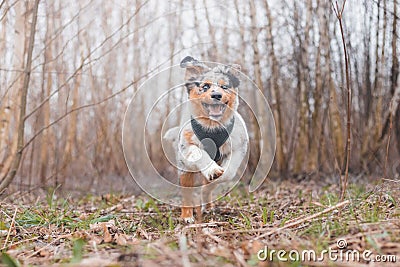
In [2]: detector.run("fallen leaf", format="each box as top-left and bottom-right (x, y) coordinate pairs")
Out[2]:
(115, 233), (127, 246)
(39, 249), (50, 257)
(102, 223), (112, 243)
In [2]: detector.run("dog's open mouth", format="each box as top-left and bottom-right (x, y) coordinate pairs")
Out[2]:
(202, 102), (227, 119)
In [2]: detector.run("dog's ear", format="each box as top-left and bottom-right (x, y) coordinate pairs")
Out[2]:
(224, 64), (241, 88)
(180, 56), (208, 81)
(226, 64), (241, 75)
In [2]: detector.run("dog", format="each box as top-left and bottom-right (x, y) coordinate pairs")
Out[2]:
(164, 56), (248, 223)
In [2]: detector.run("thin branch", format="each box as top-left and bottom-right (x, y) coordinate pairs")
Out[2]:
(253, 200), (350, 240)
(20, 42), (206, 153)
(0, 0), (18, 22)
(26, 234), (72, 259)
(212, 201), (351, 237)
(333, 0), (351, 202)
(1, 207), (17, 250)
(0, 0), (6, 10)
(23, 0), (150, 121)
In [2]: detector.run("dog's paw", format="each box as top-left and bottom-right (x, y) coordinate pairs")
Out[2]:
(181, 216), (195, 224)
(202, 163), (224, 181)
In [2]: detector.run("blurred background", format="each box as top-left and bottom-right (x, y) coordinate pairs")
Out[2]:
(0, 0), (399, 195)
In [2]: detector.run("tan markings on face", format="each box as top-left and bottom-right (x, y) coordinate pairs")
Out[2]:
(220, 88), (237, 124)
(188, 78), (238, 127)
(189, 85), (211, 119)
(183, 129), (195, 145)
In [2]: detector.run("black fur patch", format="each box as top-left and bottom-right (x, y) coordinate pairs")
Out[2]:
(181, 57), (241, 93)
(191, 116), (235, 162)
(180, 56), (196, 68)
(214, 69), (240, 88)
(225, 71), (240, 88)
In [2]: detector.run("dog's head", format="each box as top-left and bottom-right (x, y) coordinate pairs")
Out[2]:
(180, 56), (241, 126)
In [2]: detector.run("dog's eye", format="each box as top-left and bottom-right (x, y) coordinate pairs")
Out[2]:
(202, 84), (210, 91)
(221, 85), (229, 90)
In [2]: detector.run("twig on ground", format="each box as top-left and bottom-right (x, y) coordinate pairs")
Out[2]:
(253, 200), (350, 240)
(382, 178), (400, 183)
(183, 221), (229, 230)
(1, 207), (17, 249)
(102, 195), (136, 214)
(232, 250), (248, 267)
(179, 234), (191, 267)
(202, 228), (229, 247)
(26, 234), (72, 259)
(4, 236), (40, 250)
(213, 200), (350, 237)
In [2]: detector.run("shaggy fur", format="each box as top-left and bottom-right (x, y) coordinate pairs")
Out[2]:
(164, 56), (248, 223)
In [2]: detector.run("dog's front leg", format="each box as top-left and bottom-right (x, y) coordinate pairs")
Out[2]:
(180, 172), (195, 223)
(179, 145), (223, 223)
(183, 145), (224, 181)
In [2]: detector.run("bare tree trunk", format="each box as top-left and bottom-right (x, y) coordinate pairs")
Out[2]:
(294, 0), (312, 174)
(390, 0), (399, 97)
(39, 6), (54, 185)
(133, 0), (142, 90)
(0, 0), (40, 193)
(389, 0), (400, 156)
(308, 29), (322, 171)
(326, 7), (344, 171)
(380, 0), (399, 148)
(0, 0), (26, 182)
(233, 0), (245, 64)
(361, 1), (373, 171)
(396, 101), (400, 157)
(63, 71), (81, 172)
(0, 2), (10, 173)
(203, 0), (218, 60)
(374, 0), (387, 142)
(247, 0), (263, 177)
(361, 0), (384, 166)
(249, 1), (262, 92)
(264, 0), (286, 174)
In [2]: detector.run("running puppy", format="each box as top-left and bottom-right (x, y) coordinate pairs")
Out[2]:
(165, 56), (248, 223)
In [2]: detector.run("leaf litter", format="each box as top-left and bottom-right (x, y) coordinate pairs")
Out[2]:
(0, 176), (399, 266)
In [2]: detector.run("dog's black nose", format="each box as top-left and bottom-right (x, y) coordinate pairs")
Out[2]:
(211, 92), (222, 101)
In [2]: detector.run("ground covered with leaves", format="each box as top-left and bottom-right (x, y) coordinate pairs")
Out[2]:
(1, 176), (399, 266)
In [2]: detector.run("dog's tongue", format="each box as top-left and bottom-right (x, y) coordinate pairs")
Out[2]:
(209, 105), (222, 116)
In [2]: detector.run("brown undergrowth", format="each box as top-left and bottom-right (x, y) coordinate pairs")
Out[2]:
(0, 176), (399, 266)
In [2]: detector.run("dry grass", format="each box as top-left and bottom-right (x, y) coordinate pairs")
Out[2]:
(1, 176), (399, 266)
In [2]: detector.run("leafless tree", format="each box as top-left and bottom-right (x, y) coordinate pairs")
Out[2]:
(0, 0), (398, 195)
